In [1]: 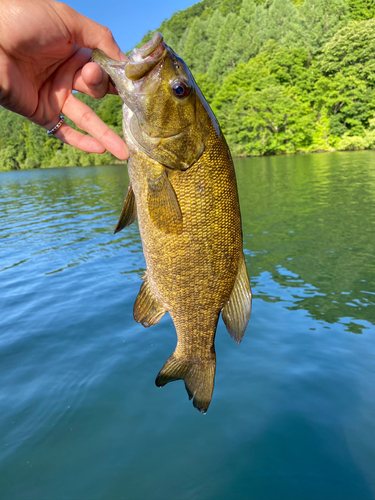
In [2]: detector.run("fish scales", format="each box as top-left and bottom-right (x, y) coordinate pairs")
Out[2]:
(130, 127), (242, 350)
(92, 32), (252, 413)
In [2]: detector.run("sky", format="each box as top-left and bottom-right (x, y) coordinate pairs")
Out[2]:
(63, 0), (197, 52)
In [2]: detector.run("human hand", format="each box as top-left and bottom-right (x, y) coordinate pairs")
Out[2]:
(0, 0), (129, 160)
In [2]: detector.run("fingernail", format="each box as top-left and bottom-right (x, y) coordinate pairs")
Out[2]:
(117, 142), (130, 160)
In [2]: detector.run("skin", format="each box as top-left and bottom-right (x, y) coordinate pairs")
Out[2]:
(0, 0), (129, 159)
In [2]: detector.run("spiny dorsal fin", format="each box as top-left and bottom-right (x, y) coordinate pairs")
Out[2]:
(133, 277), (166, 328)
(147, 172), (182, 234)
(155, 352), (216, 414)
(114, 183), (137, 234)
(222, 253), (252, 344)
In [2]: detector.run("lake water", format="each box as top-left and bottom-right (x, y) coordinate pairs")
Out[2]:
(1, 152), (374, 500)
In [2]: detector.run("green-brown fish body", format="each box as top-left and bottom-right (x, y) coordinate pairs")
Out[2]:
(92, 33), (251, 413)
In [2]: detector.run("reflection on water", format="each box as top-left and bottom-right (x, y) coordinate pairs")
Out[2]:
(236, 152), (375, 333)
(0, 153), (374, 500)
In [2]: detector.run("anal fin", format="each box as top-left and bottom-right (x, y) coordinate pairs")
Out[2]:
(155, 352), (216, 414)
(133, 277), (166, 328)
(114, 183), (137, 234)
(147, 172), (182, 234)
(222, 253), (252, 344)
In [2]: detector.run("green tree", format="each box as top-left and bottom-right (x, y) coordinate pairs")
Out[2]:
(205, 9), (225, 64)
(207, 12), (242, 80)
(181, 18), (209, 73)
(0, 143), (21, 170)
(218, 0), (243, 15)
(231, 0), (261, 64)
(96, 95), (123, 132)
(298, 0), (349, 54)
(310, 109), (333, 150)
(348, 0), (375, 20)
(162, 28), (179, 50)
(212, 41), (313, 119)
(260, 0), (302, 48)
(315, 19), (375, 136)
(225, 85), (315, 155)
(314, 73), (375, 136)
(319, 19), (375, 84)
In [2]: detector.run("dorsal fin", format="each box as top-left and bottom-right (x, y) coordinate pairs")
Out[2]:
(222, 253), (252, 344)
(133, 276), (166, 327)
(114, 183), (137, 234)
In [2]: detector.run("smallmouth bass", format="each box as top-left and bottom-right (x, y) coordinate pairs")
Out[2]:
(92, 33), (252, 413)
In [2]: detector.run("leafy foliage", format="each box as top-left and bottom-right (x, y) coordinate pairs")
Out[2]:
(348, 0), (375, 20)
(2, 0), (375, 170)
(0, 94), (122, 171)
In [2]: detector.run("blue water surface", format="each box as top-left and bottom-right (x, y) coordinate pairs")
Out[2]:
(0, 152), (374, 500)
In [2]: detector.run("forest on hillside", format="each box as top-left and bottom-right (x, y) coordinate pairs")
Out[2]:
(2, 0), (375, 170)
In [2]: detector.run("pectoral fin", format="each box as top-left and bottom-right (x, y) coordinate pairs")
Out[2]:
(147, 172), (182, 234)
(133, 276), (166, 327)
(114, 184), (137, 234)
(222, 253), (252, 344)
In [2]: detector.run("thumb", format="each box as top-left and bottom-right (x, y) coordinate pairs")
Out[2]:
(54, 1), (128, 61)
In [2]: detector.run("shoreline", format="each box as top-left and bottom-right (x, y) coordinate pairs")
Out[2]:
(1, 147), (374, 173)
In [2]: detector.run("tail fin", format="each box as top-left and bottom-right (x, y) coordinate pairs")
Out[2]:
(155, 352), (216, 414)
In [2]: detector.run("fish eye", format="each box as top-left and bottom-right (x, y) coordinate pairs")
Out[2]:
(172, 81), (190, 99)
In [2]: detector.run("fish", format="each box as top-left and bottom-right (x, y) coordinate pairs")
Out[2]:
(92, 32), (252, 413)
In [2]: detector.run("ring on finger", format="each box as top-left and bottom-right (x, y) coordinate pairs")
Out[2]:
(47, 116), (65, 135)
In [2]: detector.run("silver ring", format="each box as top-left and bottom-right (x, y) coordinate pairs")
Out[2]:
(47, 115), (65, 135)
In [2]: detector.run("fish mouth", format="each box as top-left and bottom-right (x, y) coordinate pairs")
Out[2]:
(91, 32), (167, 89)
(138, 32), (165, 61)
(125, 32), (167, 80)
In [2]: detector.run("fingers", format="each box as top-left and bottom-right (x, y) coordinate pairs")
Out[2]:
(37, 3), (129, 158)
(56, 3), (128, 97)
(54, 123), (106, 154)
(74, 62), (118, 98)
(61, 93), (129, 160)
(38, 48), (128, 159)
